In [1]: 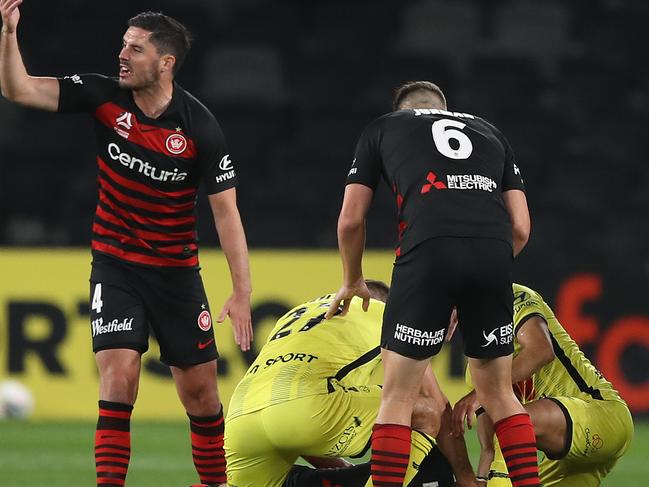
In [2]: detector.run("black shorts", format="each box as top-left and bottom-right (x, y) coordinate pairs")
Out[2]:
(89, 253), (218, 366)
(382, 237), (514, 359)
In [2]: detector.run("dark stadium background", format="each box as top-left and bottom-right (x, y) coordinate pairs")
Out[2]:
(1, 1), (648, 485)
(2, 0), (648, 415)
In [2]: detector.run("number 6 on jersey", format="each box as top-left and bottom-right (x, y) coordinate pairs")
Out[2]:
(431, 119), (473, 160)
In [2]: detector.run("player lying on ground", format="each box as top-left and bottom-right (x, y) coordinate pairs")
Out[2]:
(452, 283), (634, 487)
(224, 280), (483, 487)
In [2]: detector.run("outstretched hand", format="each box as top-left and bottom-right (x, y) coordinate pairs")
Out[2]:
(451, 389), (480, 438)
(325, 279), (371, 319)
(217, 292), (253, 352)
(0, 0), (22, 33)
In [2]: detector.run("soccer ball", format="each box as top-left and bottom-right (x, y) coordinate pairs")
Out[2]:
(0, 380), (35, 419)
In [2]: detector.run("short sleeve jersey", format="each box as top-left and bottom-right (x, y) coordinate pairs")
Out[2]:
(347, 109), (525, 257)
(57, 74), (238, 268)
(512, 284), (623, 403)
(227, 296), (384, 420)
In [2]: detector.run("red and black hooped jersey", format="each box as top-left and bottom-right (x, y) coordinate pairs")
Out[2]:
(58, 74), (237, 268)
(346, 109), (525, 257)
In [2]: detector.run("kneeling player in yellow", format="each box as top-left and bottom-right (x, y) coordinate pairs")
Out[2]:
(225, 280), (482, 487)
(452, 283), (634, 487)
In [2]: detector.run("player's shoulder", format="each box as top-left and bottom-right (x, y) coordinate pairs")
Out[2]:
(513, 283), (549, 330)
(177, 84), (217, 121)
(513, 283), (545, 308)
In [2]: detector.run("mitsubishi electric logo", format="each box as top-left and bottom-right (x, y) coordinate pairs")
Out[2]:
(115, 112), (133, 139)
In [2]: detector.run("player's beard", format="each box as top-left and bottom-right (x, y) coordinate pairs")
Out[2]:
(119, 62), (161, 91)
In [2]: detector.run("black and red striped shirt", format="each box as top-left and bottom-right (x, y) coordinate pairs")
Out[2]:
(58, 74), (237, 268)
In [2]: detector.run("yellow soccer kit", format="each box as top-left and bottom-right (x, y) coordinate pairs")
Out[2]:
(481, 284), (634, 487)
(225, 295), (436, 487)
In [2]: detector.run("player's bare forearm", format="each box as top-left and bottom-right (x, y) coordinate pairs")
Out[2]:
(336, 184), (373, 285)
(476, 413), (496, 480)
(209, 189), (253, 350)
(210, 190), (252, 295)
(337, 218), (366, 285)
(0, 0), (59, 110)
(215, 216), (251, 296)
(436, 403), (481, 487)
(511, 316), (554, 383)
(503, 189), (530, 257)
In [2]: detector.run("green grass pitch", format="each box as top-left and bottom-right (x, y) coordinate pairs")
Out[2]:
(0, 420), (646, 486)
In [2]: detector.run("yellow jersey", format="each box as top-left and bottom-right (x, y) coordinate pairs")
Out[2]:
(227, 295), (384, 420)
(512, 283), (623, 403)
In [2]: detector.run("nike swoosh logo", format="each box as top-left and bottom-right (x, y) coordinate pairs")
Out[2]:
(198, 339), (215, 350)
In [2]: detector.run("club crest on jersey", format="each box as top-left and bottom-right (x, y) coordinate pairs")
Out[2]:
(166, 133), (187, 155)
(197, 310), (212, 331)
(115, 112), (133, 139)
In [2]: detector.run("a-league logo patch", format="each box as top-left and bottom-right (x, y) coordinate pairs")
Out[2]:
(166, 133), (187, 155)
(197, 310), (212, 331)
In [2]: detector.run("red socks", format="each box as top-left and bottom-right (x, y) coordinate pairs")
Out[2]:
(188, 407), (226, 486)
(95, 400), (133, 487)
(494, 413), (541, 487)
(371, 423), (411, 486)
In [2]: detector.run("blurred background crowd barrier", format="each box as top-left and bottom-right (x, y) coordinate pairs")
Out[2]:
(1, 0), (648, 418)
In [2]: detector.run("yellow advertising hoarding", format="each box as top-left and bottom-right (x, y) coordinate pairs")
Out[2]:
(0, 249), (469, 419)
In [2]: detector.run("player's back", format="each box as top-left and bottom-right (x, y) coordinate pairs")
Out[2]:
(513, 284), (624, 404)
(227, 295), (384, 420)
(349, 109), (524, 256)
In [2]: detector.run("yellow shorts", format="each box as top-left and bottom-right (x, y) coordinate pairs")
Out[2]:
(538, 397), (633, 487)
(225, 384), (434, 487)
(225, 385), (381, 487)
(487, 398), (634, 487)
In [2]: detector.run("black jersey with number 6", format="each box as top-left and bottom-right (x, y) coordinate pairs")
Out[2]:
(346, 109), (525, 257)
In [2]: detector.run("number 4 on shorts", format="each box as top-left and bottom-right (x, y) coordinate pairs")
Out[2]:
(92, 283), (103, 314)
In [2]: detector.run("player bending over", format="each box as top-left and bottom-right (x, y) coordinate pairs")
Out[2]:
(452, 283), (634, 486)
(225, 280), (483, 487)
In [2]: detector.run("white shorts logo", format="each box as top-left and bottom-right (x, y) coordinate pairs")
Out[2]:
(482, 323), (513, 347)
(92, 317), (134, 337)
(394, 324), (445, 346)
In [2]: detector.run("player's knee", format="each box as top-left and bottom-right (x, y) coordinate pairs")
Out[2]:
(411, 395), (443, 437)
(179, 380), (220, 416)
(99, 366), (139, 404)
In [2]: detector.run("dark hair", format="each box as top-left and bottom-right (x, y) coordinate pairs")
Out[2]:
(365, 279), (390, 302)
(393, 81), (447, 111)
(128, 11), (192, 75)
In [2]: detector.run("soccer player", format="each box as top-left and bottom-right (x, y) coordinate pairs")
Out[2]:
(1, 4), (252, 487)
(224, 280), (483, 487)
(326, 81), (538, 487)
(452, 283), (634, 486)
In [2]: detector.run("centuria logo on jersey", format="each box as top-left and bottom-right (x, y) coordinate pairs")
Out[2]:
(197, 310), (212, 331)
(166, 133), (187, 155)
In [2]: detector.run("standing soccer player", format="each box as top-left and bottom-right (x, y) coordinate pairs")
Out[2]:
(1, 3), (252, 487)
(327, 81), (538, 487)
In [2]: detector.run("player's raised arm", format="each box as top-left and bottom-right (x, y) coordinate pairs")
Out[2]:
(208, 188), (253, 352)
(503, 189), (530, 256)
(0, 0), (60, 111)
